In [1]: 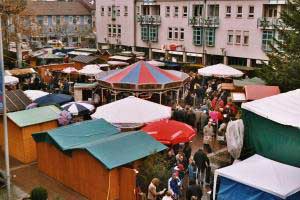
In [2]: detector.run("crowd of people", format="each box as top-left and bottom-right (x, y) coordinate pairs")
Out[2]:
(147, 74), (239, 200)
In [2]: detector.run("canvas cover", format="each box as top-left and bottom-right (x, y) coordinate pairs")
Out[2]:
(226, 119), (244, 160)
(198, 63), (244, 78)
(214, 155), (300, 200)
(91, 96), (171, 124)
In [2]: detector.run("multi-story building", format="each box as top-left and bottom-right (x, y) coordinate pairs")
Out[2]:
(96, 0), (287, 67)
(21, 0), (95, 47)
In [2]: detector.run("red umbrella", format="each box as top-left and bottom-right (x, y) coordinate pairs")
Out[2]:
(141, 119), (196, 145)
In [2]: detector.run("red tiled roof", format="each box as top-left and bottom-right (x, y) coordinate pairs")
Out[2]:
(22, 1), (91, 16)
(245, 85), (280, 100)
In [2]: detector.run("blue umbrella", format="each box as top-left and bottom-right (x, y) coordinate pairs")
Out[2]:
(34, 94), (74, 106)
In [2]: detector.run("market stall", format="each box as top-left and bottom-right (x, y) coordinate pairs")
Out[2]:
(73, 82), (98, 102)
(0, 105), (60, 163)
(244, 85), (280, 100)
(241, 89), (300, 167)
(32, 119), (166, 200)
(213, 154), (300, 200)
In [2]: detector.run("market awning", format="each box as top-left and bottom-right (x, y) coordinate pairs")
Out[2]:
(71, 55), (99, 64)
(107, 60), (129, 66)
(221, 83), (236, 91)
(6, 90), (32, 112)
(244, 85), (280, 100)
(5, 68), (36, 76)
(146, 60), (165, 67)
(242, 89), (299, 128)
(68, 51), (92, 56)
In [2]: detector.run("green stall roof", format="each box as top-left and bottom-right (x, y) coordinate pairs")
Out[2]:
(32, 119), (167, 169)
(233, 77), (266, 87)
(7, 105), (61, 127)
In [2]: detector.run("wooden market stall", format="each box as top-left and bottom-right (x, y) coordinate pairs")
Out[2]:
(0, 105), (60, 163)
(73, 82), (98, 101)
(32, 119), (166, 200)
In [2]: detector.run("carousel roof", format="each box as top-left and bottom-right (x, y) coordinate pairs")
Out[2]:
(98, 60), (183, 85)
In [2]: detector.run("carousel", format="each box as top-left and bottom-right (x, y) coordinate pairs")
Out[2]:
(96, 60), (190, 104)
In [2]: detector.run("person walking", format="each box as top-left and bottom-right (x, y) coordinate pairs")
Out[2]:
(186, 179), (203, 200)
(193, 147), (210, 187)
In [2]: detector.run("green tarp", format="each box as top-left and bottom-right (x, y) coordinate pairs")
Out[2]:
(7, 105), (61, 127)
(233, 77), (265, 87)
(33, 119), (167, 169)
(241, 110), (300, 167)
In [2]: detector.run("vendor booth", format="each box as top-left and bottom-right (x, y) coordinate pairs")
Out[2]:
(241, 89), (300, 167)
(0, 105), (60, 163)
(214, 154), (300, 200)
(6, 90), (32, 112)
(32, 119), (166, 200)
(74, 82), (98, 102)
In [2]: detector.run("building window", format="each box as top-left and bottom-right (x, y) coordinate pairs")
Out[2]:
(141, 25), (149, 41)
(101, 6), (105, 16)
(243, 31), (249, 45)
(44, 16), (48, 25)
(108, 6), (112, 16)
(117, 7), (120, 16)
(149, 26), (158, 42)
(166, 6), (170, 17)
(237, 6), (243, 18)
(117, 25), (121, 37)
(225, 6), (231, 17)
(227, 30), (234, 44)
(136, 6), (140, 15)
(235, 31), (241, 45)
(262, 30), (274, 51)
(174, 27), (178, 39)
(206, 28), (216, 47)
(193, 5), (203, 17)
(193, 27), (203, 46)
(124, 6), (128, 16)
(168, 27), (173, 39)
(183, 6), (188, 17)
(112, 24), (117, 36)
(108, 24), (112, 37)
(248, 6), (254, 18)
(56, 16), (61, 25)
(180, 28), (184, 40)
(37, 16), (43, 25)
(174, 6), (179, 17)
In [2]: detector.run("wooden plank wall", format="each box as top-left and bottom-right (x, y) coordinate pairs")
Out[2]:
(0, 119), (58, 163)
(119, 167), (136, 200)
(37, 142), (125, 200)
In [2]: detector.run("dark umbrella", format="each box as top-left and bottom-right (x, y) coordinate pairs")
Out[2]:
(34, 94), (74, 106)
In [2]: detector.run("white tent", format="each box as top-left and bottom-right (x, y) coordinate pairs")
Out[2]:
(107, 60), (129, 66)
(242, 89), (300, 128)
(198, 63), (244, 78)
(62, 67), (78, 74)
(91, 96), (171, 124)
(213, 154), (300, 200)
(146, 60), (165, 67)
(24, 90), (49, 101)
(78, 65), (103, 76)
(4, 75), (19, 85)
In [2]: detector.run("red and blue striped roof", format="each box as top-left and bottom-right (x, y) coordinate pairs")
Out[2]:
(100, 61), (181, 85)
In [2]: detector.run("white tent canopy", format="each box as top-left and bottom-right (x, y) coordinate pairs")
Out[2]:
(78, 65), (103, 76)
(242, 89), (300, 128)
(62, 67), (78, 74)
(24, 90), (49, 101)
(146, 60), (165, 67)
(214, 154), (300, 199)
(107, 60), (129, 66)
(91, 96), (171, 124)
(198, 63), (244, 78)
(4, 75), (19, 85)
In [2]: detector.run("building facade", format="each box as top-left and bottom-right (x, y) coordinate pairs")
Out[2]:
(21, 1), (95, 47)
(96, 0), (287, 67)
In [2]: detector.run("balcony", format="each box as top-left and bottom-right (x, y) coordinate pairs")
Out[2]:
(257, 17), (284, 29)
(189, 16), (219, 27)
(137, 15), (161, 25)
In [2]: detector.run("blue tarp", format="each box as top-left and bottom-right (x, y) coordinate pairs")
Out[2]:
(217, 177), (300, 200)
(34, 94), (74, 106)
